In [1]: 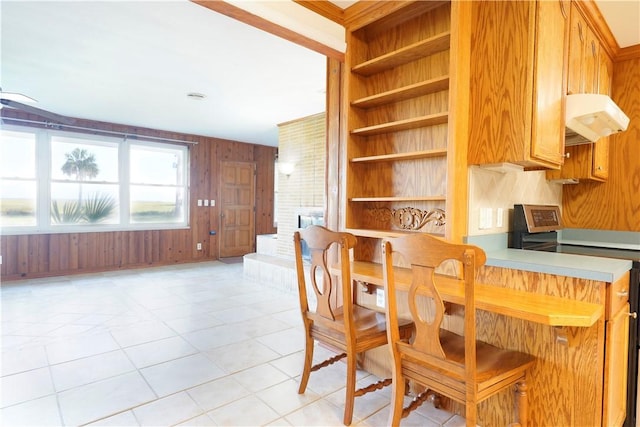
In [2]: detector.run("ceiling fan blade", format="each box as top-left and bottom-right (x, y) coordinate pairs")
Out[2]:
(0, 91), (37, 103)
(1, 98), (76, 125)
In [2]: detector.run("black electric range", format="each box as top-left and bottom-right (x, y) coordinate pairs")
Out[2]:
(534, 241), (640, 263)
(510, 204), (640, 427)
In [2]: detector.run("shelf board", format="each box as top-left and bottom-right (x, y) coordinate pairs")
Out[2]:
(351, 149), (447, 163)
(345, 228), (445, 239)
(350, 196), (446, 202)
(351, 76), (450, 108)
(352, 31), (451, 76)
(351, 112), (449, 136)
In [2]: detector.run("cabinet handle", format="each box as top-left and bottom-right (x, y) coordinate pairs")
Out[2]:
(617, 289), (629, 297)
(597, 166), (602, 170)
(630, 312), (638, 319)
(564, 152), (571, 159)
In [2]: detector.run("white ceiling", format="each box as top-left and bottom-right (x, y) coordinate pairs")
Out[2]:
(1, 1), (327, 147)
(1, 1), (638, 148)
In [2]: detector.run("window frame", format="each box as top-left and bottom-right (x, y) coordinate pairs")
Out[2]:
(0, 125), (190, 235)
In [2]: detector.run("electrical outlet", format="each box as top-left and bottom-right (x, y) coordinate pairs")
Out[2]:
(196, 242), (202, 251)
(197, 199), (203, 207)
(210, 200), (215, 207)
(204, 199), (209, 206)
(376, 288), (385, 308)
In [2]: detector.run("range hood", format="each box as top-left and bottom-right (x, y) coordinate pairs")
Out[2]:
(565, 93), (630, 146)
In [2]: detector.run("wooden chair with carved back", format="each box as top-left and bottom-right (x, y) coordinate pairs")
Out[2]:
(381, 233), (535, 426)
(293, 225), (413, 425)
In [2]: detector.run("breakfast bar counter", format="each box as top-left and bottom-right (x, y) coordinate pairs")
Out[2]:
(341, 257), (627, 426)
(345, 260), (603, 327)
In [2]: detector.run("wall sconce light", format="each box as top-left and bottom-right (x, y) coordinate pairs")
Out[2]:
(278, 162), (295, 177)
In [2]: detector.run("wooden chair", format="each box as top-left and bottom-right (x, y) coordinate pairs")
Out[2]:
(293, 225), (413, 426)
(381, 234), (535, 427)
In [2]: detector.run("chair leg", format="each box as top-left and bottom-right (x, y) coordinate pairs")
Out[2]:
(343, 353), (357, 425)
(465, 402), (477, 427)
(387, 376), (405, 427)
(515, 380), (528, 427)
(298, 333), (314, 394)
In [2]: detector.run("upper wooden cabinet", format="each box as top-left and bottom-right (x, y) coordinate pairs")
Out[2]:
(467, 0), (569, 169)
(567, 3), (600, 94)
(546, 3), (613, 183)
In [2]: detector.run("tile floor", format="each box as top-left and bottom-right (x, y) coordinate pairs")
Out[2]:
(1, 261), (464, 426)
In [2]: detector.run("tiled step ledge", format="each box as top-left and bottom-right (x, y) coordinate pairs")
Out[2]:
(243, 253), (298, 294)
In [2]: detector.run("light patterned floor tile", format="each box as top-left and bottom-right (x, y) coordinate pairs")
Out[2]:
(50, 349), (135, 392)
(123, 335), (198, 369)
(0, 262), (461, 427)
(133, 392), (202, 426)
(187, 376), (251, 412)
(207, 395), (279, 426)
(57, 371), (156, 426)
(1, 367), (55, 408)
(0, 395), (62, 426)
(140, 353), (226, 397)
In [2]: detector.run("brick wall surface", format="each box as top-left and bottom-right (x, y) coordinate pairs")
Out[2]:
(276, 112), (326, 258)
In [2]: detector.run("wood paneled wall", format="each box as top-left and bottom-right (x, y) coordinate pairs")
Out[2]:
(0, 109), (277, 280)
(562, 57), (640, 230)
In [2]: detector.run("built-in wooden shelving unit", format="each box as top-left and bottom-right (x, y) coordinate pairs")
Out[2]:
(351, 76), (450, 108)
(351, 112), (449, 136)
(351, 148), (447, 163)
(351, 31), (451, 76)
(344, 1), (452, 242)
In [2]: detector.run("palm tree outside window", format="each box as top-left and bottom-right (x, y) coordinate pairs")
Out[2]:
(50, 136), (119, 225)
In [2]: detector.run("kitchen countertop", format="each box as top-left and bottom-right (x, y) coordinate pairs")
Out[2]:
(484, 248), (632, 283)
(467, 233), (634, 283)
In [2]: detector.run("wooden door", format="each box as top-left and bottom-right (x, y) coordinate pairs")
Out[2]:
(219, 161), (255, 258)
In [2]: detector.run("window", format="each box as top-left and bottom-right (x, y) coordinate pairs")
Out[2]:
(0, 130), (37, 227)
(130, 143), (186, 224)
(0, 126), (189, 234)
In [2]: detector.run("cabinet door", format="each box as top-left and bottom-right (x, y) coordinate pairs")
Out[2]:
(567, 3), (586, 94)
(593, 50), (613, 180)
(599, 48), (613, 96)
(584, 25), (600, 94)
(603, 303), (630, 427)
(529, 0), (569, 166)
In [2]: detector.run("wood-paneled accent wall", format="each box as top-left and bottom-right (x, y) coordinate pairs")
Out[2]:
(0, 109), (277, 280)
(562, 56), (640, 230)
